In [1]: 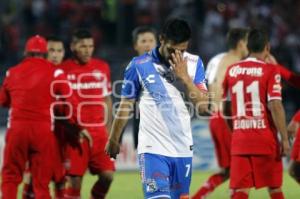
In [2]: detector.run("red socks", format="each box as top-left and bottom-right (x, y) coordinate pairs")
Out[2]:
(64, 188), (80, 199)
(192, 174), (225, 198)
(270, 192), (284, 199)
(232, 191), (248, 199)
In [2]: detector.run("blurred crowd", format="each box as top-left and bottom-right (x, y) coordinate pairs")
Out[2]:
(1, 0), (300, 124)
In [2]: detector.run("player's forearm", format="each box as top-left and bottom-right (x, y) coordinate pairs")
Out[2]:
(269, 100), (289, 141)
(181, 77), (208, 114)
(108, 99), (134, 143)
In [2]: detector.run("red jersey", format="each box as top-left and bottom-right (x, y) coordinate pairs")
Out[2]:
(276, 64), (300, 88)
(0, 57), (78, 125)
(223, 57), (282, 155)
(60, 58), (111, 131)
(292, 110), (300, 123)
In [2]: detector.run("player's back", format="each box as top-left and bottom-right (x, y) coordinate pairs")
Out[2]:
(207, 52), (242, 112)
(3, 57), (59, 123)
(224, 57), (282, 155)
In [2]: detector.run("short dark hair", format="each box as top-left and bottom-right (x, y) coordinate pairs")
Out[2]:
(132, 26), (156, 44)
(226, 28), (249, 49)
(247, 28), (269, 53)
(72, 29), (92, 43)
(46, 35), (63, 43)
(161, 18), (191, 44)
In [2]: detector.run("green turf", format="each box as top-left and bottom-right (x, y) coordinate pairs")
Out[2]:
(78, 171), (300, 199)
(13, 171), (300, 198)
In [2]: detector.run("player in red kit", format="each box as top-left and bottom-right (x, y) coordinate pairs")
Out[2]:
(223, 29), (290, 199)
(60, 29), (114, 199)
(22, 36), (68, 199)
(0, 35), (82, 199)
(193, 28), (249, 199)
(287, 110), (300, 184)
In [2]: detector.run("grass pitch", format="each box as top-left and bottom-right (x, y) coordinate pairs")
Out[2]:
(78, 171), (299, 199)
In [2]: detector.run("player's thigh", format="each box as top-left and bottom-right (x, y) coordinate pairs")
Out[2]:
(251, 155), (283, 188)
(138, 153), (171, 199)
(170, 157), (192, 199)
(65, 139), (89, 176)
(89, 136), (115, 174)
(209, 115), (231, 168)
(230, 155), (254, 189)
(29, 124), (57, 182)
(1, 124), (29, 181)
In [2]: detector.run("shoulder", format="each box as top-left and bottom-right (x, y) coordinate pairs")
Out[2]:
(208, 52), (226, 65)
(126, 53), (153, 71)
(91, 58), (109, 66)
(184, 52), (202, 65)
(60, 59), (75, 71)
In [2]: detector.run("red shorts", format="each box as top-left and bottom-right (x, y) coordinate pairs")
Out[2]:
(230, 154), (283, 189)
(291, 130), (300, 161)
(65, 133), (115, 176)
(1, 121), (57, 199)
(209, 112), (232, 168)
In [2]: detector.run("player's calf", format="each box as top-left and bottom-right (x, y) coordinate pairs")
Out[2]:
(288, 161), (300, 183)
(91, 171), (114, 199)
(268, 187), (284, 199)
(231, 189), (249, 199)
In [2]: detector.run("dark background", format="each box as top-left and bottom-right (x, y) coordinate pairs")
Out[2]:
(1, 0), (300, 125)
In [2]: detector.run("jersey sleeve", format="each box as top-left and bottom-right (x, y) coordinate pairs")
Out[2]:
(193, 58), (207, 91)
(277, 64), (300, 89)
(0, 71), (11, 107)
(267, 66), (282, 101)
(121, 60), (141, 99)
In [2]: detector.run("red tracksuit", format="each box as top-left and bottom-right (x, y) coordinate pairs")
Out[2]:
(0, 57), (78, 199)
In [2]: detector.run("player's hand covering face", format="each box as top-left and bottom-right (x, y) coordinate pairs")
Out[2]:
(105, 139), (120, 159)
(160, 39), (188, 64)
(168, 50), (189, 81)
(72, 38), (94, 64)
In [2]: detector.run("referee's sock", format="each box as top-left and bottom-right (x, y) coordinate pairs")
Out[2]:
(270, 191), (284, 199)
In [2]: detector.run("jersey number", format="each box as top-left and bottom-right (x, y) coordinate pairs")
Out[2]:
(185, 164), (191, 177)
(232, 80), (261, 117)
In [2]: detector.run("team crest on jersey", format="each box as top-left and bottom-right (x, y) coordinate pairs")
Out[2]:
(146, 179), (158, 193)
(92, 70), (104, 80)
(275, 74), (281, 83)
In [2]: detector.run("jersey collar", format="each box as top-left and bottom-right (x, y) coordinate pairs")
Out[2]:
(150, 46), (171, 68)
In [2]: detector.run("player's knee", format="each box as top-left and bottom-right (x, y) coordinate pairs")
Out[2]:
(98, 171), (114, 185)
(222, 167), (230, 179)
(268, 187), (282, 194)
(68, 175), (82, 189)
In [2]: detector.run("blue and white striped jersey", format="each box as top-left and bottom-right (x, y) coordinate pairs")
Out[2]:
(121, 47), (206, 157)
